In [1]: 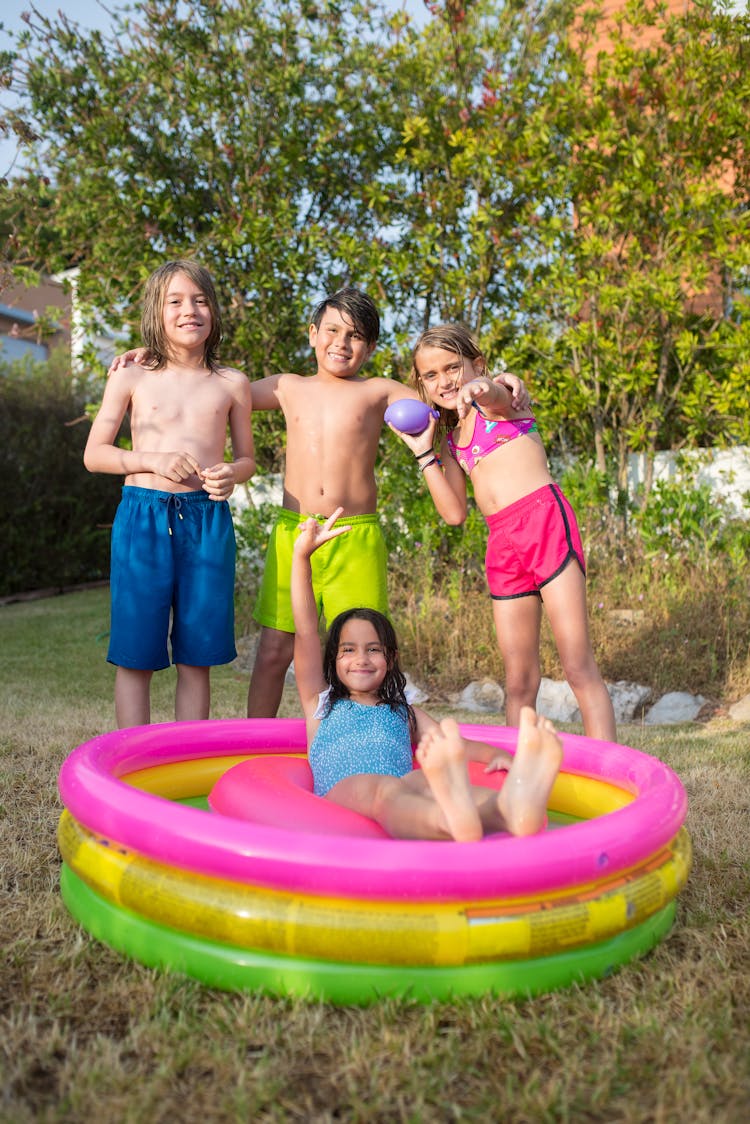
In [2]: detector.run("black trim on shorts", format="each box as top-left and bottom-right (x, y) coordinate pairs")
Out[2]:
(489, 485), (585, 601)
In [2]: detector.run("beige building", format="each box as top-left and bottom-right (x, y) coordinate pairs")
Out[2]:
(0, 273), (71, 363)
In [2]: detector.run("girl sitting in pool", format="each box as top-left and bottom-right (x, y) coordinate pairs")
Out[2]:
(390, 323), (616, 743)
(291, 510), (562, 842)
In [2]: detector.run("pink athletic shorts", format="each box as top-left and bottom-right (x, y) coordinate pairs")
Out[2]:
(485, 484), (586, 599)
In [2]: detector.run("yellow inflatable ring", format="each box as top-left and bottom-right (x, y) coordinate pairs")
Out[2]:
(58, 812), (690, 966)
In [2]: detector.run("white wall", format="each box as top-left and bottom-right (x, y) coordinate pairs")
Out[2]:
(628, 447), (750, 518)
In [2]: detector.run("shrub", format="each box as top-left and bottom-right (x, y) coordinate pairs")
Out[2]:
(0, 350), (121, 595)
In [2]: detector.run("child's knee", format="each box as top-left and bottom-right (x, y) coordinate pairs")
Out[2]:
(258, 629), (294, 667)
(505, 669), (541, 702)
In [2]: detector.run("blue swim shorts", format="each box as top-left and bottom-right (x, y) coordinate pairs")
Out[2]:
(253, 507), (389, 633)
(107, 486), (237, 671)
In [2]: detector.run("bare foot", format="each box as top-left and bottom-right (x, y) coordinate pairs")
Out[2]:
(416, 718), (483, 842)
(497, 707), (563, 836)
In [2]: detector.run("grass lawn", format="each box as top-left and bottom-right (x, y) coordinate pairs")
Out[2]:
(1, 588), (749, 1122)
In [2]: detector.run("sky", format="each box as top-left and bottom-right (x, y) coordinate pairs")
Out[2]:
(1, 0), (430, 32)
(0, 0), (430, 176)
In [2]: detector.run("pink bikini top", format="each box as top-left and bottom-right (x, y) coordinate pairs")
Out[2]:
(446, 410), (538, 476)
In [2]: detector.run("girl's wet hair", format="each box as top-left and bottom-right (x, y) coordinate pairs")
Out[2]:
(322, 608), (417, 739)
(409, 323), (486, 440)
(141, 259), (223, 372)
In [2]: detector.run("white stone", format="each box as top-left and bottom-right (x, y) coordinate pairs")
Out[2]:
(644, 691), (707, 725)
(454, 678), (505, 714)
(608, 680), (652, 723)
(404, 674), (429, 705)
(535, 678), (580, 724)
(728, 693), (750, 721)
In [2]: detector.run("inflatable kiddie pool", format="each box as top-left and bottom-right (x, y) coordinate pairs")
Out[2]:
(58, 718), (690, 1004)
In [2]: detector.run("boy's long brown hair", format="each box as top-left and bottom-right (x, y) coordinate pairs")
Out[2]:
(141, 260), (223, 372)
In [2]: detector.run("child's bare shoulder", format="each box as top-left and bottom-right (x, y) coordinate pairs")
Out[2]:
(359, 374), (410, 401)
(105, 360), (149, 395)
(216, 364), (249, 385)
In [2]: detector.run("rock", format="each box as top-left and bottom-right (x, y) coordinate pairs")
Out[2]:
(234, 635), (726, 729)
(536, 677), (653, 725)
(535, 678), (580, 724)
(454, 678), (505, 714)
(606, 609), (646, 626)
(644, 691), (707, 725)
(728, 693), (750, 721)
(608, 680), (652, 723)
(405, 674), (429, 705)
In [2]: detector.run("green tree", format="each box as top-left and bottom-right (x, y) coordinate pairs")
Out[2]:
(3, 0), (748, 504)
(1, 0), (414, 461)
(357, 0), (579, 356)
(508, 0), (750, 495)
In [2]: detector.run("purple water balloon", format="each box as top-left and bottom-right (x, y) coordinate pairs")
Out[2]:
(384, 399), (440, 434)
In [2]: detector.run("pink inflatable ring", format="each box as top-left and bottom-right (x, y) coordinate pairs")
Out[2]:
(58, 718), (688, 903)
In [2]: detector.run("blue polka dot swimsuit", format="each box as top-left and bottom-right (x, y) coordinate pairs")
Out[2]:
(309, 693), (414, 797)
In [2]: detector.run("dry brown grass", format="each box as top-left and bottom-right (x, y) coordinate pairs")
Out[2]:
(2, 589), (749, 1122)
(388, 549), (750, 707)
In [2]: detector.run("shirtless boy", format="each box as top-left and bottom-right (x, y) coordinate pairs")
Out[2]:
(85, 260), (255, 728)
(245, 287), (427, 716)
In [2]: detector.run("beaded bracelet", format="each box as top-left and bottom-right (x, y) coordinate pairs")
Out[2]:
(419, 456), (441, 473)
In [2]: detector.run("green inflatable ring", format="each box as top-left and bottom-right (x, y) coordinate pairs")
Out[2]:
(60, 865), (677, 1005)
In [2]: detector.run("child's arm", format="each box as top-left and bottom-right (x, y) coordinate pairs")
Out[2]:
(412, 709), (513, 772)
(418, 439), (468, 525)
(201, 373), (256, 500)
(83, 367), (202, 481)
(494, 373), (531, 413)
(106, 352), (283, 419)
(291, 509), (351, 718)
(249, 373), (284, 411)
(455, 377), (514, 421)
(388, 416), (467, 525)
(463, 739), (514, 773)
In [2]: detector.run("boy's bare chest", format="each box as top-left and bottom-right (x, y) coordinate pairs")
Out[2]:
(285, 380), (383, 431)
(132, 374), (226, 424)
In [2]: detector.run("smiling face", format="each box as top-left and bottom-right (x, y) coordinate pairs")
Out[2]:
(413, 345), (486, 411)
(141, 260), (223, 369)
(308, 305), (376, 380)
(334, 617), (388, 698)
(162, 271), (212, 354)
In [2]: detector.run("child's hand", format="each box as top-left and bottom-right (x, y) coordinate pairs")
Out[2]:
(108, 347), (150, 375)
(455, 377), (494, 419)
(483, 749), (514, 774)
(387, 415), (437, 460)
(202, 463), (236, 500)
(494, 372), (531, 412)
(152, 450), (202, 483)
(295, 507), (351, 557)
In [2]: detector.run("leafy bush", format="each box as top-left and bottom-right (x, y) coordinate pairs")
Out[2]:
(633, 457), (748, 566)
(233, 497), (281, 632)
(0, 350), (121, 595)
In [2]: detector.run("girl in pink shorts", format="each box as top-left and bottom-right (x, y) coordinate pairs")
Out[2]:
(388, 324), (616, 742)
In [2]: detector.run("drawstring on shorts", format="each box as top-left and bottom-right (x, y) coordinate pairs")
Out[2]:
(160, 494), (184, 535)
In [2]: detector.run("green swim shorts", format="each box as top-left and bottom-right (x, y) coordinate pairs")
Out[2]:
(252, 508), (389, 633)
